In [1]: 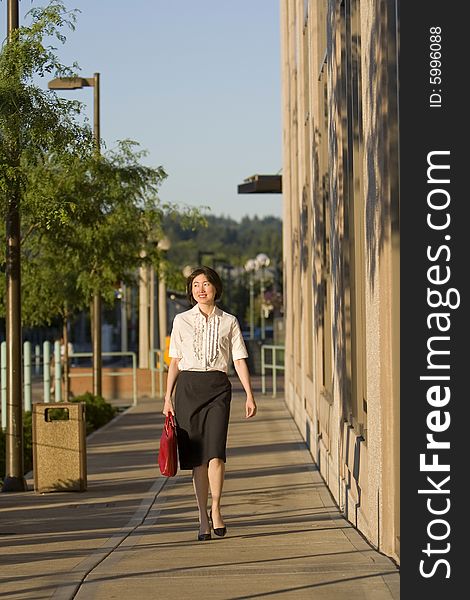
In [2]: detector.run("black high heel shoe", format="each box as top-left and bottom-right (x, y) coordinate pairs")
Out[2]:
(197, 512), (212, 541)
(209, 509), (227, 537)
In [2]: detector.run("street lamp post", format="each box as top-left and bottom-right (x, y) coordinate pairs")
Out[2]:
(157, 237), (171, 353)
(149, 267), (157, 357)
(256, 253), (270, 340)
(2, 0), (27, 493)
(48, 74), (103, 396)
(244, 259), (257, 340)
(138, 256), (150, 369)
(139, 236), (171, 370)
(120, 283), (128, 354)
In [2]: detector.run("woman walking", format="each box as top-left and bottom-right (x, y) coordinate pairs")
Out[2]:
(163, 266), (257, 541)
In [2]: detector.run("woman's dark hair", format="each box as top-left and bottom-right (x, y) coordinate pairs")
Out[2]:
(186, 266), (223, 306)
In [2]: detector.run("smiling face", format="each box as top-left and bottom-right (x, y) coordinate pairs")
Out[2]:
(192, 274), (216, 306)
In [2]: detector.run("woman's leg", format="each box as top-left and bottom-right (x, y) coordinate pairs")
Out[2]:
(192, 465), (210, 534)
(208, 458), (226, 527)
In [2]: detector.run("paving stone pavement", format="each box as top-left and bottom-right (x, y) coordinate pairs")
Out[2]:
(0, 380), (399, 599)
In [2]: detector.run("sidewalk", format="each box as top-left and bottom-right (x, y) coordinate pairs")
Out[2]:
(0, 381), (399, 600)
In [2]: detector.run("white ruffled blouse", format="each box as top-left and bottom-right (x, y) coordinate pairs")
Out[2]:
(168, 304), (248, 372)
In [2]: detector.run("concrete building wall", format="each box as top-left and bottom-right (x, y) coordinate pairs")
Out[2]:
(280, 0), (399, 562)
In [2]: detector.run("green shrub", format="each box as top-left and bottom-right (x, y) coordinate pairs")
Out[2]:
(69, 392), (118, 435)
(0, 394), (118, 482)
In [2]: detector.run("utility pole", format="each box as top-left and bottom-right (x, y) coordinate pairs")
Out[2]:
(2, 0), (27, 492)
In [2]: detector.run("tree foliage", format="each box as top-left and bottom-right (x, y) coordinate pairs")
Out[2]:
(165, 213), (282, 275)
(0, 1), (89, 215)
(163, 213), (283, 326)
(0, 1), (207, 331)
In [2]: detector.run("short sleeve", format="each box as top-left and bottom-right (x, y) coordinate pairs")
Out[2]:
(230, 317), (248, 361)
(168, 316), (183, 358)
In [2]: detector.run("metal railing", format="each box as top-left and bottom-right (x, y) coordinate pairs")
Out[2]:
(1, 340), (52, 428)
(69, 351), (138, 406)
(261, 344), (285, 397)
(1, 343), (141, 430)
(1, 340), (39, 428)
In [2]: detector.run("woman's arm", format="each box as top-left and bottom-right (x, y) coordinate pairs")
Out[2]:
(233, 358), (257, 418)
(163, 357), (181, 415)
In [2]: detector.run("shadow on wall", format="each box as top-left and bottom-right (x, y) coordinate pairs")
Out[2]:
(291, 2), (398, 414)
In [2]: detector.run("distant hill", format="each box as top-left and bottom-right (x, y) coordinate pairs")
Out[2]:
(163, 213), (283, 326)
(164, 213), (282, 275)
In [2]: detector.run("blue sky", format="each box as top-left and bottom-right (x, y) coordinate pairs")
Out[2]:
(2, 0), (283, 222)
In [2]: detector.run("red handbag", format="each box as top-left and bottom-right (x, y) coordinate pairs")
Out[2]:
(158, 413), (178, 477)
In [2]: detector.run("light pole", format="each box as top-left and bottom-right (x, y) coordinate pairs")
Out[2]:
(244, 259), (257, 339)
(157, 237), (171, 353)
(120, 283), (128, 354)
(48, 74), (103, 396)
(2, 0), (27, 493)
(139, 236), (171, 370)
(138, 255), (150, 369)
(256, 253), (270, 340)
(149, 267), (157, 357)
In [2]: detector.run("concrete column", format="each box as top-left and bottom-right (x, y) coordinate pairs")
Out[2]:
(120, 283), (128, 354)
(158, 274), (167, 354)
(138, 264), (149, 368)
(149, 267), (160, 353)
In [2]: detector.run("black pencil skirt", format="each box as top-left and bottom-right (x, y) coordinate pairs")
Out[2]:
(174, 370), (232, 470)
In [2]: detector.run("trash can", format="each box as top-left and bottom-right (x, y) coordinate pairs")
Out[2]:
(32, 402), (87, 493)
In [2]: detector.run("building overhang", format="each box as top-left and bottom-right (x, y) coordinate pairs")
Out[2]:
(237, 174), (282, 194)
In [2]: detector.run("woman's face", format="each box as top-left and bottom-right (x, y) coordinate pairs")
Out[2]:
(192, 273), (216, 305)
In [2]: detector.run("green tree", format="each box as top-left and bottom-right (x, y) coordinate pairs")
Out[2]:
(0, 2), (207, 399)
(0, 2), (90, 485)
(1, 0), (92, 321)
(163, 213), (283, 325)
(1, 1), (90, 218)
(5, 139), (205, 396)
